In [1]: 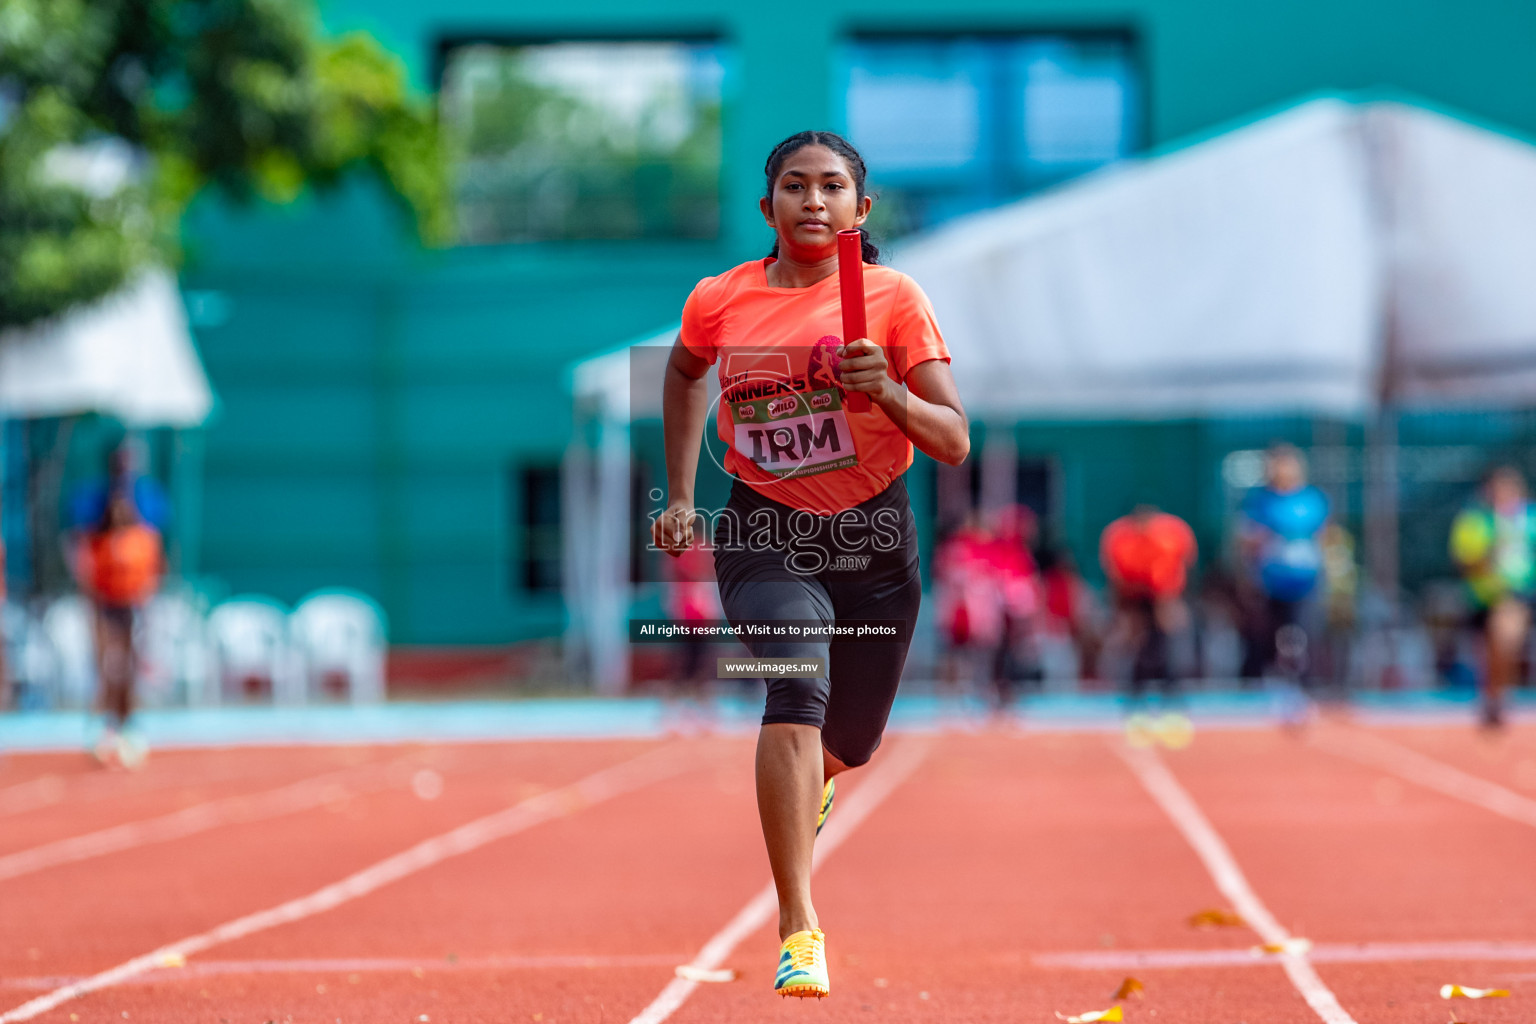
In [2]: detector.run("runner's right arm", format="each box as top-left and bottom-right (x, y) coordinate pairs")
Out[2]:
(655, 335), (713, 556)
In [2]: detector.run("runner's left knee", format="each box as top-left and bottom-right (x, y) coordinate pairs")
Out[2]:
(762, 670), (831, 729)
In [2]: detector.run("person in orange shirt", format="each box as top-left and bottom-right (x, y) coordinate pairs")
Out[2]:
(652, 131), (969, 999)
(987, 504), (1043, 705)
(74, 490), (164, 767)
(932, 512), (1004, 694)
(1039, 543), (1102, 683)
(1101, 505), (1198, 706)
(665, 536), (721, 693)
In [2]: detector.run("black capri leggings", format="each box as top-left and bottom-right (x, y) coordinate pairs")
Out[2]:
(712, 476), (922, 767)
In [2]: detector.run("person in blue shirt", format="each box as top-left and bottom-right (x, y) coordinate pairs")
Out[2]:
(65, 438), (171, 768)
(68, 440), (171, 535)
(1237, 444), (1330, 687)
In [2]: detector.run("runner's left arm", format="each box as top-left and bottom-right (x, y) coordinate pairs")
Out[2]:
(838, 339), (969, 465)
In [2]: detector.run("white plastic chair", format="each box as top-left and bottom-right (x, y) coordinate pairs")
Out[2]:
(41, 595), (98, 710)
(207, 597), (300, 705)
(289, 590), (387, 704)
(138, 592), (214, 707)
(3, 600), (48, 709)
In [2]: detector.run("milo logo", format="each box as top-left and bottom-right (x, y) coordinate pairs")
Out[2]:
(767, 396), (801, 419)
(727, 382), (860, 480)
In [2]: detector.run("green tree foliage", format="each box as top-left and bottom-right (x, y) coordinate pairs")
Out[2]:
(0, 0), (447, 329)
(443, 43), (720, 244)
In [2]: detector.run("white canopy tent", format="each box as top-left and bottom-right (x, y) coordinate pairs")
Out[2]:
(1382, 108), (1536, 403)
(0, 270), (214, 596)
(899, 99), (1382, 419)
(899, 97), (1536, 418)
(564, 330), (667, 693)
(0, 270), (214, 427)
(564, 96), (1536, 691)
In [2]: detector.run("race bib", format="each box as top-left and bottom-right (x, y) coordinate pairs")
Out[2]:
(1269, 537), (1321, 571)
(729, 387), (860, 478)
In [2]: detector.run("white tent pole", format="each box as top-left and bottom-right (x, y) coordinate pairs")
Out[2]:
(1364, 410), (1401, 604)
(591, 405), (632, 695)
(561, 419), (595, 686)
(1361, 106), (1403, 606)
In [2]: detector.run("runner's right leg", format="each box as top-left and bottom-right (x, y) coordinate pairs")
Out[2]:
(1484, 596), (1529, 728)
(713, 565), (836, 945)
(757, 723), (826, 936)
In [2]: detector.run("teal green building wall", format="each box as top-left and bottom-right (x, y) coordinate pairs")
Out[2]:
(181, 0), (1536, 643)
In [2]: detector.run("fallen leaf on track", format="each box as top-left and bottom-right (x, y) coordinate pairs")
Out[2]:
(155, 953), (186, 969)
(1112, 977), (1144, 1000)
(1153, 713), (1195, 750)
(1252, 938), (1313, 956)
(1187, 908), (1246, 928)
(1441, 984), (1509, 999)
(1055, 1006), (1122, 1023)
(675, 965), (736, 983)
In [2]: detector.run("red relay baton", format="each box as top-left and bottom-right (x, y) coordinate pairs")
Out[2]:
(835, 228), (871, 413)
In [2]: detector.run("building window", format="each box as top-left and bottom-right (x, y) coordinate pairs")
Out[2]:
(440, 39), (724, 244)
(517, 465), (562, 592)
(1016, 456), (1060, 523)
(840, 33), (1140, 237)
(931, 453), (1058, 536)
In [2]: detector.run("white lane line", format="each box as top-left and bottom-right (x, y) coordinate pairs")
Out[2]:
(12, 938), (1533, 992)
(626, 736), (932, 1024)
(2, 953), (691, 990)
(0, 744), (691, 1024)
(1035, 939), (1536, 970)
(0, 759), (432, 883)
(1312, 728), (1536, 827)
(1115, 744), (1358, 1024)
(0, 757), (372, 821)
(0, 776), (70, 818)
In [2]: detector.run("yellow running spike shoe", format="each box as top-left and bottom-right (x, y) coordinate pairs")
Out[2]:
(817, 777), (835, 836)
(774, 928), (829, 998)
(1153, 711), (1195, 750)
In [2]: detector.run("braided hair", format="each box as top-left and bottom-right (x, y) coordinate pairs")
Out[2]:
(763, 131), (880, 264)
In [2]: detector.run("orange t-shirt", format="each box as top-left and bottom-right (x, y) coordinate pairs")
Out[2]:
(1101, 513), (1197, 598)
(83, 524), (164, 607)
(680, 258), (950, 513)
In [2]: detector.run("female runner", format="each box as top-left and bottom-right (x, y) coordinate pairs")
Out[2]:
(653, 131), (970, 999)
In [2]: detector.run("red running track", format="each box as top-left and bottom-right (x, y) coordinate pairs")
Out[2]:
(1, 719), (1533, 1023)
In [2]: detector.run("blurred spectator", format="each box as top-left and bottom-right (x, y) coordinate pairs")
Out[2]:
(1316, 521), (1359, 690)
(1237, 444), (1329, 690)
(69, 439), (171, 537)
(1194, 565), (1247, 681)
(666, 537), (721, 693)
(68, 445), (167, 767)
(1100, 505), (1197, 703)
(986, 505), (1044, 705)
(1038, 543), (1102, 682)
(934, 512), (1004, 694)
(1449, 465), (1535, 728)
